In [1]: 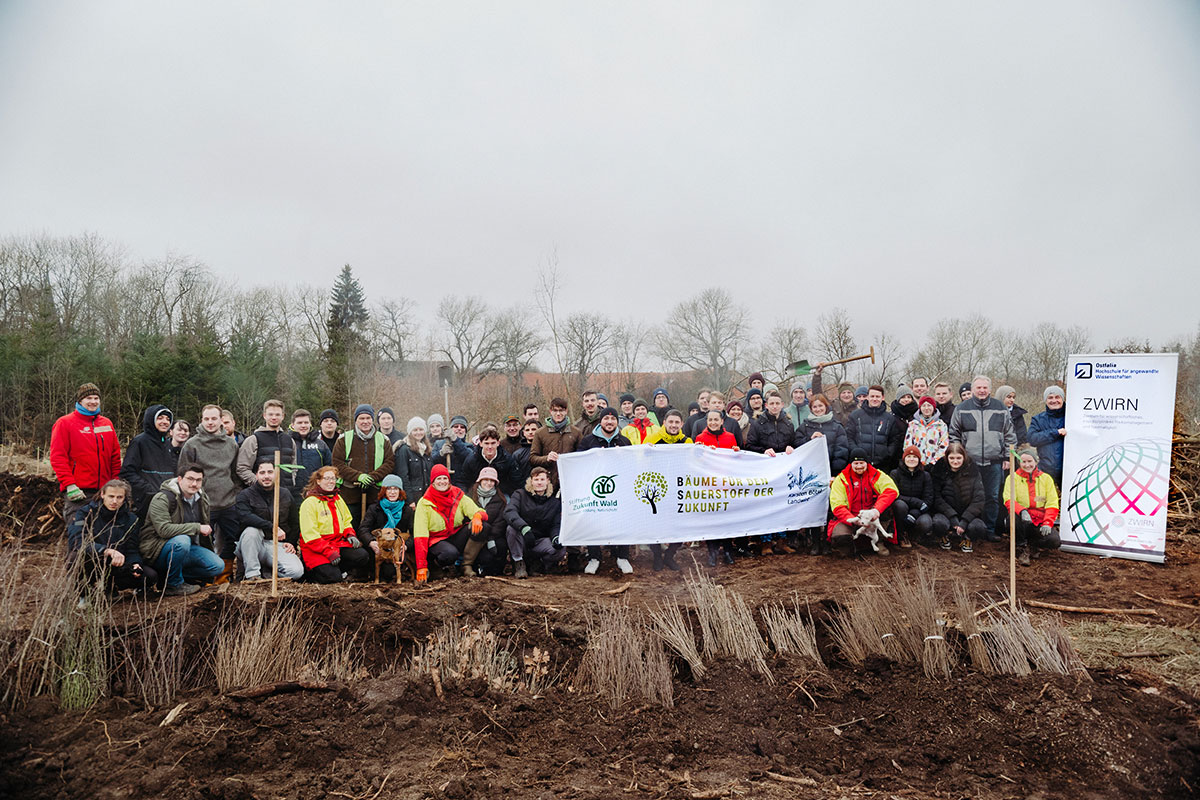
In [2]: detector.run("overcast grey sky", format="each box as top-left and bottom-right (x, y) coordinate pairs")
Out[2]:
(2, 1), (1198, 350)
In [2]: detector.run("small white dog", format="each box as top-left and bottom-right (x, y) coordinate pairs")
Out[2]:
(851, 508), (890, 554)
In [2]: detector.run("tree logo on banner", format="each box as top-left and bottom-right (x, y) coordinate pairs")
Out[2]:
(591, 475), (617, 499)
(634, 472), (668, 514)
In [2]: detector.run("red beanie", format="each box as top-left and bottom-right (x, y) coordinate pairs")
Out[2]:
(431, 464), (450, 482)
(918, 396), (936, 409)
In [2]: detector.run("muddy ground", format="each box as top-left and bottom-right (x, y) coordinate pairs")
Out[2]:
(1, 472), (1199, 799)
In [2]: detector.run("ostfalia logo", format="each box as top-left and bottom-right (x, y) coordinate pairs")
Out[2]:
(1074, 362), (1093, 379)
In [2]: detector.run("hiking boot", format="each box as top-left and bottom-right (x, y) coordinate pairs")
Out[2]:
(213, 558), (235, 585)
(722, 549), (735, 565)
(616, 558), (634, 575)
(164, 582), (200, 597)
(1018, 545), (1031, 567)
(960, 537), (973, 554)
(808, 532), (821, 556)
(875, 543), (890, 556)
(774, 541), (795, 554)
(899, 532), (912, 549)
(984, 531), (1002, 543)
(513, 560), (528, 579)
(760, 542), (776, 556)
(663, 551), (681, 571)
(652, 550), (664, 572)
(939, 535), (952, 551)
(584, 559), (601, 575)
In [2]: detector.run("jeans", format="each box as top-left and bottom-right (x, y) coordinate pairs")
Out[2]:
(978, 463), (1003, 534)
(237, 527), (305, 579)
(154, 535), (225, 588)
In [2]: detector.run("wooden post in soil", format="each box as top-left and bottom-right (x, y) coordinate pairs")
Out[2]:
(271, 450), (281, 597)
(1008, 447), (1017, 610)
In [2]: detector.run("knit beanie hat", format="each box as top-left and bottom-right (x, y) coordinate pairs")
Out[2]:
(1018, 445), (1038, 460)
(687, 401), (701, 414)
(597, 394), (609, 405)
(996, 386), (1016, 401)
(320, 409), (339, 423)
(896, 383), (914, 400)
(850, 447), (868, 462)
(855, 386), (869, 398)
(619, 393), (635, 405)
(1044, 385), (1065, 402)
(599, 406), (619, 421)
(959, 382), (971, 395)
(747, 372), (765, 385)
(427, 413), (445, 429)
(727, 400), (743, 412)
(477, 466), (499, 484)
(353, 404), (375, 422)
(902, 445), (922, 462)
(652, 388), (668, 401)
(431, 463), (450, 482)
(746, 387), (763, 400)
(763, 382), (779, 394)
(380, 474), (404, 489)
(838, 382), (855, 394)
(76, 382), (101, 403)
(449, 415), (468, 429)
(378, 406), (395, 419)
(406, 416), (426, 434)
(633, 398), (648, 410)
(918, 396), (937, 410)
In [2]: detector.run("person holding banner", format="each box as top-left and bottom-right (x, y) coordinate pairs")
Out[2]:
(745, 391), (797, 555)
(696, 409), (742, 565)
(1003, 447), (1061, 566)
(578, 407), (635, 574)
(828, 448), (899, 557)
(644, 409), (692, 571)
(504, 466), (565, 578)
(1027, 386), (1066, 486)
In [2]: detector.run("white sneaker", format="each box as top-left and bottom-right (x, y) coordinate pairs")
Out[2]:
(584, 559), (600, 575)
(616, 558), (633, 575)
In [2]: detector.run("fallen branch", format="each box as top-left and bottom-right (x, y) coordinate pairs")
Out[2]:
(1026, 600), (1157, 617)
(484, 575), (523, 587)
(973, 599), (1007, 617)
(372, 591), (406, 611)
(764, 770), (818, 787)
(1133, 591), (1200, 611)
(159, 702), (188, 726)
(1117, 650), (1170, 659)
(501, 598), (562, 612)
(229, 680), (340, 699)
(601, 584), (631, 596)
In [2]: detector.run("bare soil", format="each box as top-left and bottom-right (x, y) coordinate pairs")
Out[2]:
(1, 471), (1199, 799)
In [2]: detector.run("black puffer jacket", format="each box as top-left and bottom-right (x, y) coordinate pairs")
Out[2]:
(932, 461), (986, 526)
(119, 405), (178, 516)
(845, 403), (903, 470)
(890, 398), (917, 424)
(235, 483), (296, 546)
(745, 411), (795, 454)
(504, 479), (562, 538)
(394, 440), (434, 500)
(456, 445), (521, 494)
(889, 464), (934, 512)
(796, 417), (850, 475)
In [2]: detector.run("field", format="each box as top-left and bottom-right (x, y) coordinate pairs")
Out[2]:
(1, 471), (1198, 799)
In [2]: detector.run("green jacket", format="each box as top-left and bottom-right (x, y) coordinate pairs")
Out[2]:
(139, 478), (212, 564)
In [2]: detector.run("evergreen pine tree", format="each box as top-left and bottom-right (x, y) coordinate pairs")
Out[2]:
(325, 264), (369, 411)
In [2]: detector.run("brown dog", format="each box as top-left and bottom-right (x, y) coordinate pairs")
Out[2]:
(373, 528), (411, 583)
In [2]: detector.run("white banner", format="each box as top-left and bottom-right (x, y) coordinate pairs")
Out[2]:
(1062, 352), (1178, 563)
(557, 439), (831, 546)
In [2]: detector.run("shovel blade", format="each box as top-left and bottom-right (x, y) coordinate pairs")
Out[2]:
(786, 359), (813, 377)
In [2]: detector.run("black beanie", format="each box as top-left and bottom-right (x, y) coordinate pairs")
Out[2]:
(850, 447), (868, 462)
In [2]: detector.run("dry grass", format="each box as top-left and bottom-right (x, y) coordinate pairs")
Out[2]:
(647, 598), (706, 680)
(826, 583), (892, 666)
(1067, 620), (1198, 693)
(978, 600), (1089, 680)
(760, 594), (824, 669)
(410, 619), (527, 692)
(684, 568), (772, 681)
(953, 581), (993, 674)
(213, 603), (311, 693)
(576, 603), (673, 710)
(114, 599), (191, 707)
(55, 578), (112, 711)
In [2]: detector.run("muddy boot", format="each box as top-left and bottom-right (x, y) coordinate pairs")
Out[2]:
(512, 560), (528, 579)
(461, 540), (484, 578)
(808, 530), (821, 556)
(662, 549), (681, 571)
(774, 539), (795, 554)
(652, 548), (664, 572)
(1018, 544), (1031, 567)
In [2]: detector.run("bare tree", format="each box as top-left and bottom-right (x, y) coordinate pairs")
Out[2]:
(1027, 322), (1091, 382)
(814, 308), (856, 382)
(534, 248), (571, 399)
(293, 284), (329, 353)
(752, 321), (810, 385)
(607, 319), (652, 393)
(436, 295), (501, 380)
(494, 308), (545, 398)
(562, 312), (614, 398)
(656, 288), (748, 390)
(373, 298), (417, 368)
(858, 331), (904, 388)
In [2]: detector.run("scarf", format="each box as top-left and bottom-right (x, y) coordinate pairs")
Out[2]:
(405, 433), (428, 456)
(475, 485), (497, 508)
(422, 483), (464, 532)
(629, 418), (653, 439)
(380, 497), (405, 529)
(808, 411), (833, 424)
(315, 492), (345, 537)
(547, 416), (570, 433)
(356, 425), (377, 441)
(75, 402), (100, 416)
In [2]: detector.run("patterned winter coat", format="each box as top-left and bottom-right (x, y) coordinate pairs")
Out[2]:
(903, 413), (949, 466)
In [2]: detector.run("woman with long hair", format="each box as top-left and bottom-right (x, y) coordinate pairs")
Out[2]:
(931, 443), (986, 553)
(299, 465), (372, 583)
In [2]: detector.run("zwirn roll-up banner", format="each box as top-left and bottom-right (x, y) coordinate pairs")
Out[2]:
(1062, 352), (1178, 563)
(557, 438), (831, 546)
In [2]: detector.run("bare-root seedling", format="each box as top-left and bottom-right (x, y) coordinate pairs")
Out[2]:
(760, 595), (824, 670)
(953, 581), (993, 675)
(213, 602), (311, 692)
(576, 603), (673, 710)
(114, 597), (190, 707)
(684, 569), (772, 681)
(410, 619), (523, 692)
(648, 598), (706, 679)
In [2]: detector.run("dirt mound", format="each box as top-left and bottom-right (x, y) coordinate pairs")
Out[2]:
(0, 473), (59, 544)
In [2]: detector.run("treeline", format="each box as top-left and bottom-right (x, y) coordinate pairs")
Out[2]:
(2, 233), (1196, 449)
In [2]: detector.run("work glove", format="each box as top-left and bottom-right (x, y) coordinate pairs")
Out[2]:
(906, 514), (917, 526)
(356, 474), (376, 487)
(347, 535), (361, 549)
(470, 511), (486, 535)
(1039, 525), (1052, 538)
(1020, 510), (1032, 524)
(65, 485), (85, 501)
(551, 535), (561, 548)
(521, 525), (531, 536)
(918, 502), (928, 514)
(416, 568), (428, 583)
(329, 556), (341, 567)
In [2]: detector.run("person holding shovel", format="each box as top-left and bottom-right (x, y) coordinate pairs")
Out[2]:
(332, 404), (395, 530)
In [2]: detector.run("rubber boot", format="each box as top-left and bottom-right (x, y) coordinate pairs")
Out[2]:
(808, 530), (821, 556)
(461, 539), (484, 577)
(652, 548), (664, 572)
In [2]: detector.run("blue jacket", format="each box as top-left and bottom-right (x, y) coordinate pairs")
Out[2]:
(1027, 405), (1066, 483)
(290, 429), (332, 492)
(68, 500), (142, 563)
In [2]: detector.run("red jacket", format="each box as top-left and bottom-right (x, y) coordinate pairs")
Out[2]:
(828, 463), (899, 542)
(696, 429), (738, 449)
(49, 410), (122, 491)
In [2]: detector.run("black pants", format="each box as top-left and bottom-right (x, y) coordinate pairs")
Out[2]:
(80, 552), (159, 594)
(931, 515), (988, 541)
(428, 523), (472, 569)
(586, 544), (630, 561)
(307, 546), (371, 583)
(892, 500), (934, 539)
(1012, 518), (1062, 549)
(474, 538), (510, 576)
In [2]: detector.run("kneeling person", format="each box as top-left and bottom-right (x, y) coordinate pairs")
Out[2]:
(299, 466), (372, 583)
(413, 464), (487, 581)
(139, 465), (224, 596)
(68, 479), (158, 595)
(504, 467), (564, 578)
(828, 448), (899, 557)
(1004, 447), (1061, 566)
(235, 460), (305, 582)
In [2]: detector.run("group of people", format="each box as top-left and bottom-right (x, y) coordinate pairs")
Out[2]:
(50, 368), (1069, 596)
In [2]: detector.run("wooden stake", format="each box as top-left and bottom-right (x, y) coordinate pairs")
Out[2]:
(1026, 600), (1158, 616)
(271, 450), (280, 598)
(1008, 448), (1017, 610)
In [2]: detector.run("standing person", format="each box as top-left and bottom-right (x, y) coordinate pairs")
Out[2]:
(412, 464), (487, 581)
(910, 377), (930, 399)
(746, 373), (766, 392)
(649, 388), (672, 425)
(745, 388), (766, 421)
(932, 382), (957, 423)
(511, 419), (540, 485)
(797, 393), (849, 555)
(523, 403), (540, 423)
(904, 396), (949, 467)
(220, 410), (245, 446)
(289, 409), (333, 500)
(577, 407), (634, 575)
(845, 386), (903, 471)
(434, 415), (472, 478)
(298, 466), (372, 583)
(889, 446), (935, 548)
(50, 382), (122, 523)
(783, 384), (810, 429)
(394, 417), (434, 500)
(745, 391), (797, 555)
(67, 479), (158, 595)
(685, 402), (703, 434)
(830, 382), (858, 427)
(504, 466), (565, 578)
(500, 414), (525, 455)
(1004, 447), (1062, 566)
(827, 449), (899, 557)
(617, 394), (636, 429)
(139, 464), (224, 596)
(696, 388), (712, 411)
(890, 384), (918, 425)
(574, 389), (603, 436)
(236, 399), (298, 489)
(529, 397), (580, 488)
(727, 400), (749, 433)
(377, 408), (403, 446)
(948, 376), (1016, 540)
(931, 443), (987, 552)
(120, 405), (179, 522)
(426, 413), (446, 447)
(318, 409), (340, 453)
(463, 467), (509, 577)
(456, 427), (520, 493)
(168, 419), (191, 457)
(644, 409), (690, 571)
(235, 460), (305, 582)
(959, 383), (972, 403)
(996, 385), (1029, 445)
(1027, 386), (1067, 486)
(178, 404), (242, 574)
(688, 392), (743, 445)
(621, 398), (660, 444)
(696, 409), (741, 566)
(332, 404), (396, 529)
